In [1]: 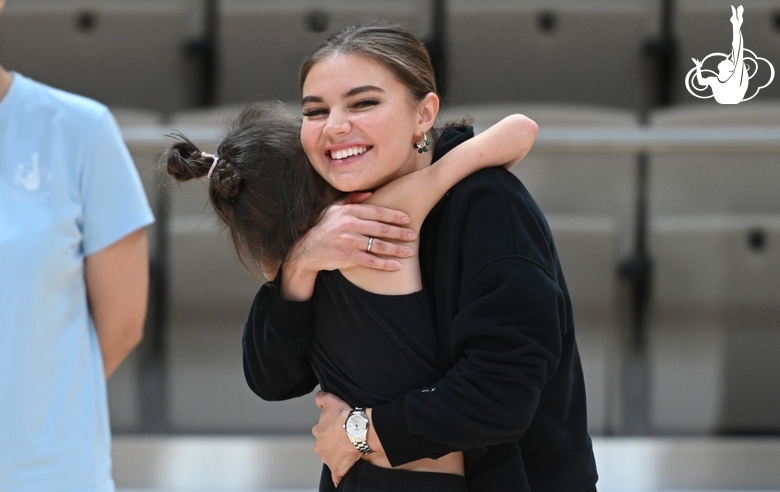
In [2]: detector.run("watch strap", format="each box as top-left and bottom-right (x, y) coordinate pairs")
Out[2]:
(353, 439), (374, 454)
(346, 408), (374, 454)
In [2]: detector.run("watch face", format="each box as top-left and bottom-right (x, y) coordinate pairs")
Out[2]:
(345, 414), (368, 438)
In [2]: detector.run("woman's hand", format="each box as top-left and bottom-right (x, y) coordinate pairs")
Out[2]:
(312, 391), (361, 487)
(279, 192), (417, 301)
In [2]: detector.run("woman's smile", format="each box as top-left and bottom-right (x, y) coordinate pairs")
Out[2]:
(300, 52), (430, 192)
(326, 144), (373, 167)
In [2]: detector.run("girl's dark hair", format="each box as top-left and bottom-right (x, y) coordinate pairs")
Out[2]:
(164, 102), (342, 273)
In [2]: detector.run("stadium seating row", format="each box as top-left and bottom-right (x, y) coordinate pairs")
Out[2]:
(2, 0), (779, 114)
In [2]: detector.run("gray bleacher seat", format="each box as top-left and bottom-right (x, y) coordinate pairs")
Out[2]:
(439, 103), (641, 434)
(168, 102), (301, 129)
(167, 105), (245, 126)
(216, 0), (432, 105)
(0, 0), (200, 114)
(445, 0), (658, 110)
(647, 103), (780, 433)
(650, 216), (780, 433)
(113, 108), (166, 253)
(162, 109), (319, 432)
(113, 107), (166, 294)
(672, 0), (780, 104)
(107, 108), (164, 432)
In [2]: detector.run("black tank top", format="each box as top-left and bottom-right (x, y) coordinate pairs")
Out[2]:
(310, 269), (447, 408)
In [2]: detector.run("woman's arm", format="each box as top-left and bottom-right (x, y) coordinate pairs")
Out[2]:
(85, 227), (148, 378)
(365, 114), (538, 227)
(370, 174), (578, 467)
(242, 275), (320, 401)
(372, 258), (565, 462)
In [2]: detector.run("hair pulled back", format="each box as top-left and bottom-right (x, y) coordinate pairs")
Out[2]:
(300, 22), (473, 131)
(300, 22), (437, 103)
(164, 102), (339, 273)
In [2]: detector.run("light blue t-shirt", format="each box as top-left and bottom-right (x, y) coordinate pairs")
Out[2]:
(0, 73), (154, 491)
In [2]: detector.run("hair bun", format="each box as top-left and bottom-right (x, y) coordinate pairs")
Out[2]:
(163, 133), (211, 181)
(212, 161), (243, 199)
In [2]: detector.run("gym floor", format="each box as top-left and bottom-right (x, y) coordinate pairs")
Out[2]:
(113, 435), (780, 491)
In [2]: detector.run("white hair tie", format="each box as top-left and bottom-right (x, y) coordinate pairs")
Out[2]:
(201, 152), (219, 178)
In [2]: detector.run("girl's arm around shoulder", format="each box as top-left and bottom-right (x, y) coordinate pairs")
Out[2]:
(431, 113), (538, 186)
(368, 114), (538, 227)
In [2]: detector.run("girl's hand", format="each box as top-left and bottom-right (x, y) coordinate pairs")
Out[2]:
(278, 192), (416, 301)
(692, 58), (702, 67)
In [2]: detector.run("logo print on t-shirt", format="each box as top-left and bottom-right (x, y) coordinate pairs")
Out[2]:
(13, 153), (51, 192)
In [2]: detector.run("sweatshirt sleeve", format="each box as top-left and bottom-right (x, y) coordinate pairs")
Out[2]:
(242, 271), (320, 401)
(372, 172), (566, 466)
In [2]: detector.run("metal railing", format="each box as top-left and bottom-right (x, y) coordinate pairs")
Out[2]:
(124, 125), (780, 153)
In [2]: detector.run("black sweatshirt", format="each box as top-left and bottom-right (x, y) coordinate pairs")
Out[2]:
(243, 127), (598, 491)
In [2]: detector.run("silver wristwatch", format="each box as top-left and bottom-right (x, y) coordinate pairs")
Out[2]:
(344, 407), (374, 454)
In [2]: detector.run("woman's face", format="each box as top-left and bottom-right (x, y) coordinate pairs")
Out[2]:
(301, 53), (432, 192)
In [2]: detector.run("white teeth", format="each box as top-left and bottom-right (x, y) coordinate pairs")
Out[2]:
(331, 146), (367, 160)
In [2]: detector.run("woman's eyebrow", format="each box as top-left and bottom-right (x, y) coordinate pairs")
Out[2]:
(344, 85), (384, 98)
(301, 95), (323, 105)
(301, 85), (384, 106)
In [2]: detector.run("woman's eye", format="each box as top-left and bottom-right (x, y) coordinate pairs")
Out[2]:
(353, 99), (379, 109)
(303, 108), (328, 117)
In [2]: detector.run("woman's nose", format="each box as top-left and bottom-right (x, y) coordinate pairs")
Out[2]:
(324, 109), (350, 137)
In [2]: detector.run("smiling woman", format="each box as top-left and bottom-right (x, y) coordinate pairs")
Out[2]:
(300, 54), (438, 193)
(164, 23), (542, 492)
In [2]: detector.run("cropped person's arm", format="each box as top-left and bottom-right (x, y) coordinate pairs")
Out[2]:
(366, 114), (538, 226)
(85, 227), (149, 378)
